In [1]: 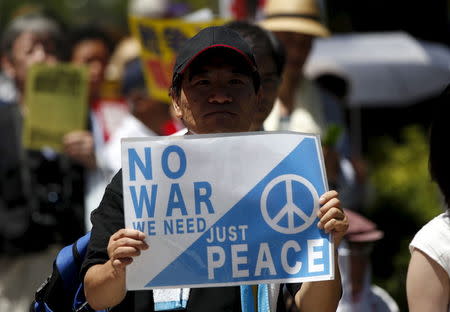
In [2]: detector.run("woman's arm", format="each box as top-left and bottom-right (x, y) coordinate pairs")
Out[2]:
(407, 248), (449, 312)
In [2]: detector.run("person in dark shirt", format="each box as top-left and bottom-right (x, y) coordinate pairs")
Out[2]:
(0, 11), (85, 251)
(81, 26), (348, 312)
(225, 21), (285, 132)
(0, 12), (85, 311)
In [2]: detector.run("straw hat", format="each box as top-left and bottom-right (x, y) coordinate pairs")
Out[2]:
(259, 0), (330, 37)
(106, 37), (141, 81)
(128, 0), (168, 18)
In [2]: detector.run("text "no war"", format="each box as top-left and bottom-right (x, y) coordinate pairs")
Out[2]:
(127, 146), (215, 219)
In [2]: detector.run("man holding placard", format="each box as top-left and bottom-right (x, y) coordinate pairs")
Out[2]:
(82, 26), (348, 312)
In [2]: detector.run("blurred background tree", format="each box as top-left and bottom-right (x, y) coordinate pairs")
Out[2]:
(0, 0), (129, 38)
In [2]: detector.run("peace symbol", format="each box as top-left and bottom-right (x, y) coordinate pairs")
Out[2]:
(260, 174), (319, 234)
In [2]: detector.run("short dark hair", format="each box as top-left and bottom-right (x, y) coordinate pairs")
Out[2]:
(429, 83), (450, 205)
(69, 24), (115, 58)
(225, 21), (286, 77)
(169, 73), (183, 99)
(1, 12), (66, 60)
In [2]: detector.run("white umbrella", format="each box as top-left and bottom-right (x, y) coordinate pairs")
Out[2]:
(304, 31), (450, 107)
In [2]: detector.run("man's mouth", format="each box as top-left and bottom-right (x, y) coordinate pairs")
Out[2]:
(204, 111), (236, 117)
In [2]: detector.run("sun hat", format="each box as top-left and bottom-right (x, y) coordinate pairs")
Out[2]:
(259, 0), (330, 37)
(344, 209), (384, 243)
(172, 26), (260, 89)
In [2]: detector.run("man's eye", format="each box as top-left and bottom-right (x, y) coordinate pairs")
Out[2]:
(194, 79), (210, 86)
(24, 47), (34, 55)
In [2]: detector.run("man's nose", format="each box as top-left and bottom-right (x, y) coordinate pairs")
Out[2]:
(32, 44), (56, 64)
(33, 44), (46, 62)
(90, 60), (104, 79)
(208, 87), (232, 104)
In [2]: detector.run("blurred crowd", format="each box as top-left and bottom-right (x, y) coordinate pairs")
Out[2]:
(0, 4), (178, 311)
(0, 0), (448, 311)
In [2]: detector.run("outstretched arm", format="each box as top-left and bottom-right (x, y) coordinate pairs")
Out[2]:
(295, 190), (348, 312)
(84, 229), (148, 310)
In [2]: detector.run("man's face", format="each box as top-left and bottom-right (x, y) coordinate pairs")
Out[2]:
(252, 50), (280, 130)
(71, 39), (109, 99)
(172, 52), (259, 134)
(4, 31), (59, 92)
(274, 31), (313, 77)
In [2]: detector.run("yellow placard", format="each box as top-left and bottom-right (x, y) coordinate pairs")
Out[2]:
(23, 63), (89, 152)
(129, 17), (226, 103)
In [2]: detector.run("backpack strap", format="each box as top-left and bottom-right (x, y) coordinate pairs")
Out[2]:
(32, 232), (104, 312)
(56, 232), (91, 290)
(31, 300), (54, 312)
(71, 233), (108, 312)
(74, 232), (91, 263)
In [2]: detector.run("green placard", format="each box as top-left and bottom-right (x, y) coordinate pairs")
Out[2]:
(23, 63), (89, 152)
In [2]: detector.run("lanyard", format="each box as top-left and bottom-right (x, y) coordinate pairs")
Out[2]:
(240, 284), (270, 312)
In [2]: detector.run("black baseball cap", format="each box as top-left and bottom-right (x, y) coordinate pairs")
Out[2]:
(172, 26), (260, 90)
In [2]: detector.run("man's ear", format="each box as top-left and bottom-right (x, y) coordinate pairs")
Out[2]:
(1, 55), (16, 79)
(171, 96), (183, 119)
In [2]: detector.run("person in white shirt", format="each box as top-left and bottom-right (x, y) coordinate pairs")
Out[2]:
(259, 0), (330, 135)
(407, 84), (450, 312)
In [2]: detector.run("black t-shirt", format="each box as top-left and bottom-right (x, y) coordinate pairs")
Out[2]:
(81, 170), (301, 312)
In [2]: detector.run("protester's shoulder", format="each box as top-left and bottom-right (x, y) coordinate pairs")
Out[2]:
(409, 210), (450, 275)
(411, 210), (450, 245)
(107, 169), (123, 196)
